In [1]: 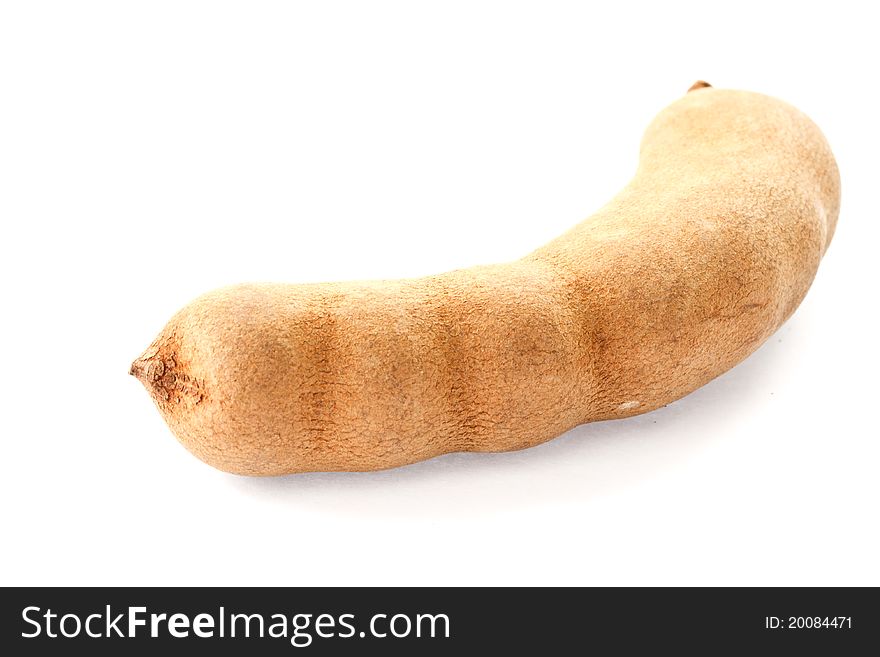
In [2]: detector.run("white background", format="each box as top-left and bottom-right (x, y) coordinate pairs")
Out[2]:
(1, 1), (877, 586)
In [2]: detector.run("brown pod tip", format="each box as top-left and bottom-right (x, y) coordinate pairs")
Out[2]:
(688, 80), (712, 92)
(130, 346), (205, 408)
(129, 359), (147, 382)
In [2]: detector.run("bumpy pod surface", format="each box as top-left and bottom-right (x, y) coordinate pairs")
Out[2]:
(132, 83), (839, 475)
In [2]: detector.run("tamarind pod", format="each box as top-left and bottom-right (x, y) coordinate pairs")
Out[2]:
(131, 82), (840, 475)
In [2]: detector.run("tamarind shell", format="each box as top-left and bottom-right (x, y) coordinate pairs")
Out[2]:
(132, 83), (840, 475)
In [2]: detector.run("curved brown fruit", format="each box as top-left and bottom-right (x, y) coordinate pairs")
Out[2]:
(132, 82), (840, 475)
